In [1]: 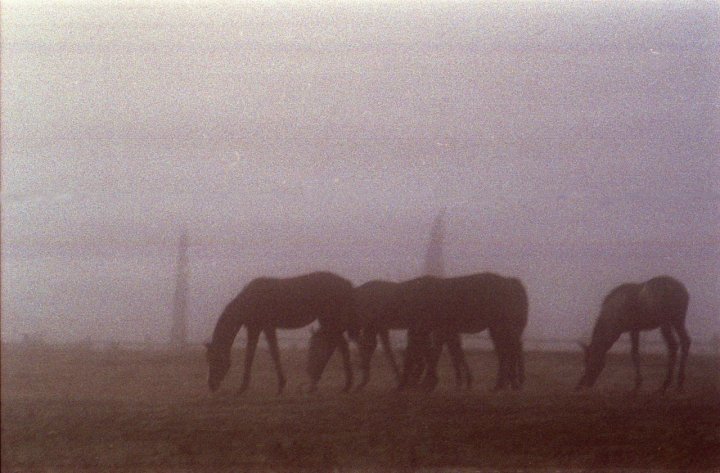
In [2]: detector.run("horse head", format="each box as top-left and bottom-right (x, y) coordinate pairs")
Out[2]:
(575, 339), (606, 390)
(205, 341), (231, 392)
(306, 329), (334, 384)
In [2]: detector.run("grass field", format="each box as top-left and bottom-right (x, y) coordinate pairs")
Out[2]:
(2, 343), (719, 471)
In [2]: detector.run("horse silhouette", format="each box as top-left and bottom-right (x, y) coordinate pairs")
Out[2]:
(576, 275), (690, 392)
(351, 279), (465, 390)
(205, 271), (357, 394)
(399, 273), (528, 391)
(307, 273), (528, 392)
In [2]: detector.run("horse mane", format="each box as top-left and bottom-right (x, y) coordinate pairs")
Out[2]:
(210, 294), (245, 348)
(601, 283), (639, 309)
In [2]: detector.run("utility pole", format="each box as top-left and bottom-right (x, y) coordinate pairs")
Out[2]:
(170, 228), (189, 348)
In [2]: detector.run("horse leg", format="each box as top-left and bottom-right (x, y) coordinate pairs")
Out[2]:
(508, 337), (522, 390)
(264, 328), (286, 395)
(659, 324), (679, 394)
(412, 333), (429, 386)
(379, 329), (402, 384)
(494, 346), (510, 391)
(355, 329), (375, 391)
(446, 333), (470, 390)
(630, 330), (642, 392)
(672, 320), (691, 391)
(444, 335), (462, 389)
(421, 332), (442, 391)
(336, 335), (353, 393)
(399, 336), (415, 390)
(462, 352), (473, 390)
(400, 330), (424, 390)
(238, 326), (261, 394)
(515, 338), (525, 390)
(489, 327), (509, 391)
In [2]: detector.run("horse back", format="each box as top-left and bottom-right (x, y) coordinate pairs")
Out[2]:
(448, 273), (527, 333)
(354, 280), (407, 329)
(396, 276), (449, 330)
(601, 276), (689, 332)
(243, 272), (354, 329)
(639, 276), (689, 321)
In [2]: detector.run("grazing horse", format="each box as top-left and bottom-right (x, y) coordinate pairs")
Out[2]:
(205, 271), (357, 394)
(351, 279), (466, 390)
(576, 276), (690, 392)
(353, 280), (414, 390)
(399, 273), (529, 392)
(308, 276), (461, 390)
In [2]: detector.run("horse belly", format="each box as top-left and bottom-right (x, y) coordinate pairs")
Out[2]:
(627, 312), (664, 332)
(264, 303), (319, 329)
(458, 321), (489, 334)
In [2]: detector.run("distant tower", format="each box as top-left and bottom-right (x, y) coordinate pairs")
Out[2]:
(170, 229), (189, 348)
(423, 209), (445, 277)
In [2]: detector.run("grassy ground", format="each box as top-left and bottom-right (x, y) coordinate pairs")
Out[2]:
(2, 343), (719, 471)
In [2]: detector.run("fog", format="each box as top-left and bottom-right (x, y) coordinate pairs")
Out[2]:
(2, 1), (718, 346)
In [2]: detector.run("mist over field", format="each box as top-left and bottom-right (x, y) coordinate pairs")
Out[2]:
(2, 1), (718, 346)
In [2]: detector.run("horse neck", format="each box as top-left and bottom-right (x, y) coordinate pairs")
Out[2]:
(211, 300), (245, 352)
(589, 312), (621, 355)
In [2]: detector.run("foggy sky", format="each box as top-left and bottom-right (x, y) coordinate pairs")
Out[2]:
(2, 1), (718, 345)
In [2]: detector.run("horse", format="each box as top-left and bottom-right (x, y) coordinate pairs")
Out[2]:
(398, 273), (528, 392)
(576, 275), (690, 392)
(353, 280), (412, 389)
(308, 278), (461, 390)
(350, 279), (466, 390)
(205, 271), (357, 394)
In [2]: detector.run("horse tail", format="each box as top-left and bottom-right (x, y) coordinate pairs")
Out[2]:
(507, 278), (529, 341)
(346, 299), (360, 341)
(338, 283), (360, 341)
(516, 337), (525, 387)
(637, 281), (653, 311)
(508, 278), (528, 389)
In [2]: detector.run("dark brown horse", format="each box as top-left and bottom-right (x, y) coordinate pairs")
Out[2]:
(205, 271), (357, 394)
(310, 273), (527, 391)
(399, 273), (528, 392)
(351, 279), (467, 390)
(576, 276), (690, 392)
(307, 277), (468, 390)
(353, 280), (412, 389)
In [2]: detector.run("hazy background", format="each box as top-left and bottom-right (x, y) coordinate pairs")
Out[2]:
(2, 1), (718, 347)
